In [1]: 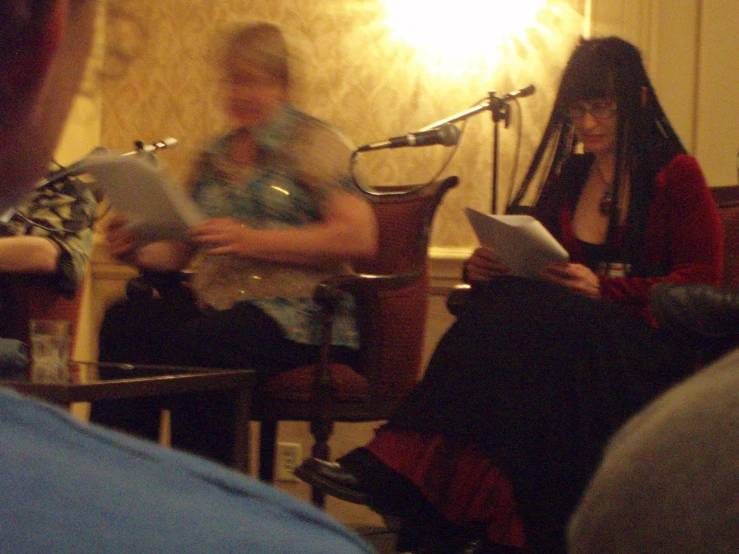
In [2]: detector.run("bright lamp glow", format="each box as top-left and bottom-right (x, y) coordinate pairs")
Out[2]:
(383, 0), (549, 75)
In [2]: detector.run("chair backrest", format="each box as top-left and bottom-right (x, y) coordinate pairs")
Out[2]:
(351, 176), (458, 398)
(711, 186), (739, 288)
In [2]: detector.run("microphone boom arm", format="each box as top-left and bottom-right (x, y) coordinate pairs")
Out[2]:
(417, 86), (535, 132)
(417, 85), (535, 213)
(416, 102), (492, 132)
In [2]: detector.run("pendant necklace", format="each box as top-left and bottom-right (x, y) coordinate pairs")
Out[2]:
(594, 162), (616, 217)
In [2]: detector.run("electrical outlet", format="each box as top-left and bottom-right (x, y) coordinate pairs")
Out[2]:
(276, 442), (302, 482)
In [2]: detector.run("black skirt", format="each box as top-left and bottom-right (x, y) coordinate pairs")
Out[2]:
(382, 277), (695, 552)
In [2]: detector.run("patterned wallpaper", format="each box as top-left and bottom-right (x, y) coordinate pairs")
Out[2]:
(100, 0), (585, 251)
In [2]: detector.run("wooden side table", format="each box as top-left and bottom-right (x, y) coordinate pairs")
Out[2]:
(1, 362), (255, 474)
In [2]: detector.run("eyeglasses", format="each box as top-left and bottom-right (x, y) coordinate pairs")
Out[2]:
(565, 101), (617, 121)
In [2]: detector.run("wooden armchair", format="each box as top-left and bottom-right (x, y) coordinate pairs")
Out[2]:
(120, 176), (459, 506)
(253, 176), (458, 506)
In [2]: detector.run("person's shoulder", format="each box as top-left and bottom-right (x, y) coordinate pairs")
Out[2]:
(294, 111), (355, 151)
(662, 152), (702, 175)
(193, 133), (232, 169)
(655, 151), (708, 199)
(569, 351), (739, 553)
(606, 348), (739, 457)
(289, 110), (357, 186)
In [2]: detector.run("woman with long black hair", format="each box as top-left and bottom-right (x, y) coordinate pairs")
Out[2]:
(296, 36), (723, 554)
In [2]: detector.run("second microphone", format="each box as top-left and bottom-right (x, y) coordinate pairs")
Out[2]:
(356, 123), (461, 152)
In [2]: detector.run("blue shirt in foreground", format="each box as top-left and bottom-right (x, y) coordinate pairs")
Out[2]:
(0, 388), (376, 553)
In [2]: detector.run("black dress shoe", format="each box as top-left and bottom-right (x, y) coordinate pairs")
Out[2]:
(294, 458), (371, 505)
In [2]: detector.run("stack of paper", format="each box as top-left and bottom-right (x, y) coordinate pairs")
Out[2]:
(464, 207), (569, 278)
(51, 149), (206, 243)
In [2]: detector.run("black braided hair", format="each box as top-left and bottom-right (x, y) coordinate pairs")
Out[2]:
(510, 36), (685, 275)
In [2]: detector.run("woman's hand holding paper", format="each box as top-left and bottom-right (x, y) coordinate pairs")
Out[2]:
(465, 247), (510, 283)
(540, 262), (601, 299)
(105, 214), (140, 261)
(187, 217), (254, 257)
(105, 213), (194, 271)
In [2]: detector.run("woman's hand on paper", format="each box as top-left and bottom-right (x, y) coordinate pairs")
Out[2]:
(540, 262), (601, 299)
(105, 214), (194, 270)
(105, 215), (140, 261)
(187, 217), (253, 256)
(465, 247), (510, 283)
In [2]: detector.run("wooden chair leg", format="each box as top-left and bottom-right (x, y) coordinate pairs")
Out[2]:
(258, 420), (277, 482)
(309, 418), (334, 508)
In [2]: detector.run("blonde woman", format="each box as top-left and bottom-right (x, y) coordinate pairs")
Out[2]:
(91, 21), (377, 464)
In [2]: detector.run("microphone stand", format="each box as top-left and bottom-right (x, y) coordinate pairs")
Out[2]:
(417, 87), (533, 214)
(489, 91), (512, 215)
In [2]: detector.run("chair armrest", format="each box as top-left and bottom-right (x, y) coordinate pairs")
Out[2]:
(314, 271), (422, 307)
(311, 270), (426, 385)
(312, 271), (422, 350)
(446, 283), (472, 317)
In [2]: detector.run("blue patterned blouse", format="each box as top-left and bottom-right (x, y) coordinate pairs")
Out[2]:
(188, 103), (360, 349)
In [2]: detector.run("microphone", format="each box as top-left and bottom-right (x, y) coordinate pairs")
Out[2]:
(123, 137), (178, 156)
(356, 123), (460, 152)
(499, 85), (536, 102)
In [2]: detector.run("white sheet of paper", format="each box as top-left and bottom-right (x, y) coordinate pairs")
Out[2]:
(61, 150), (206, 243)
(464, 207), (569, 278)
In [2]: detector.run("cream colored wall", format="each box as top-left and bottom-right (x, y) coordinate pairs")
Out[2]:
(591, 0), (739, 186)
(693, 1), (739, 186)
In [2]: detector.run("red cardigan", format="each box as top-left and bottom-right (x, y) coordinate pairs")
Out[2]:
(542, 153), (723, 326)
